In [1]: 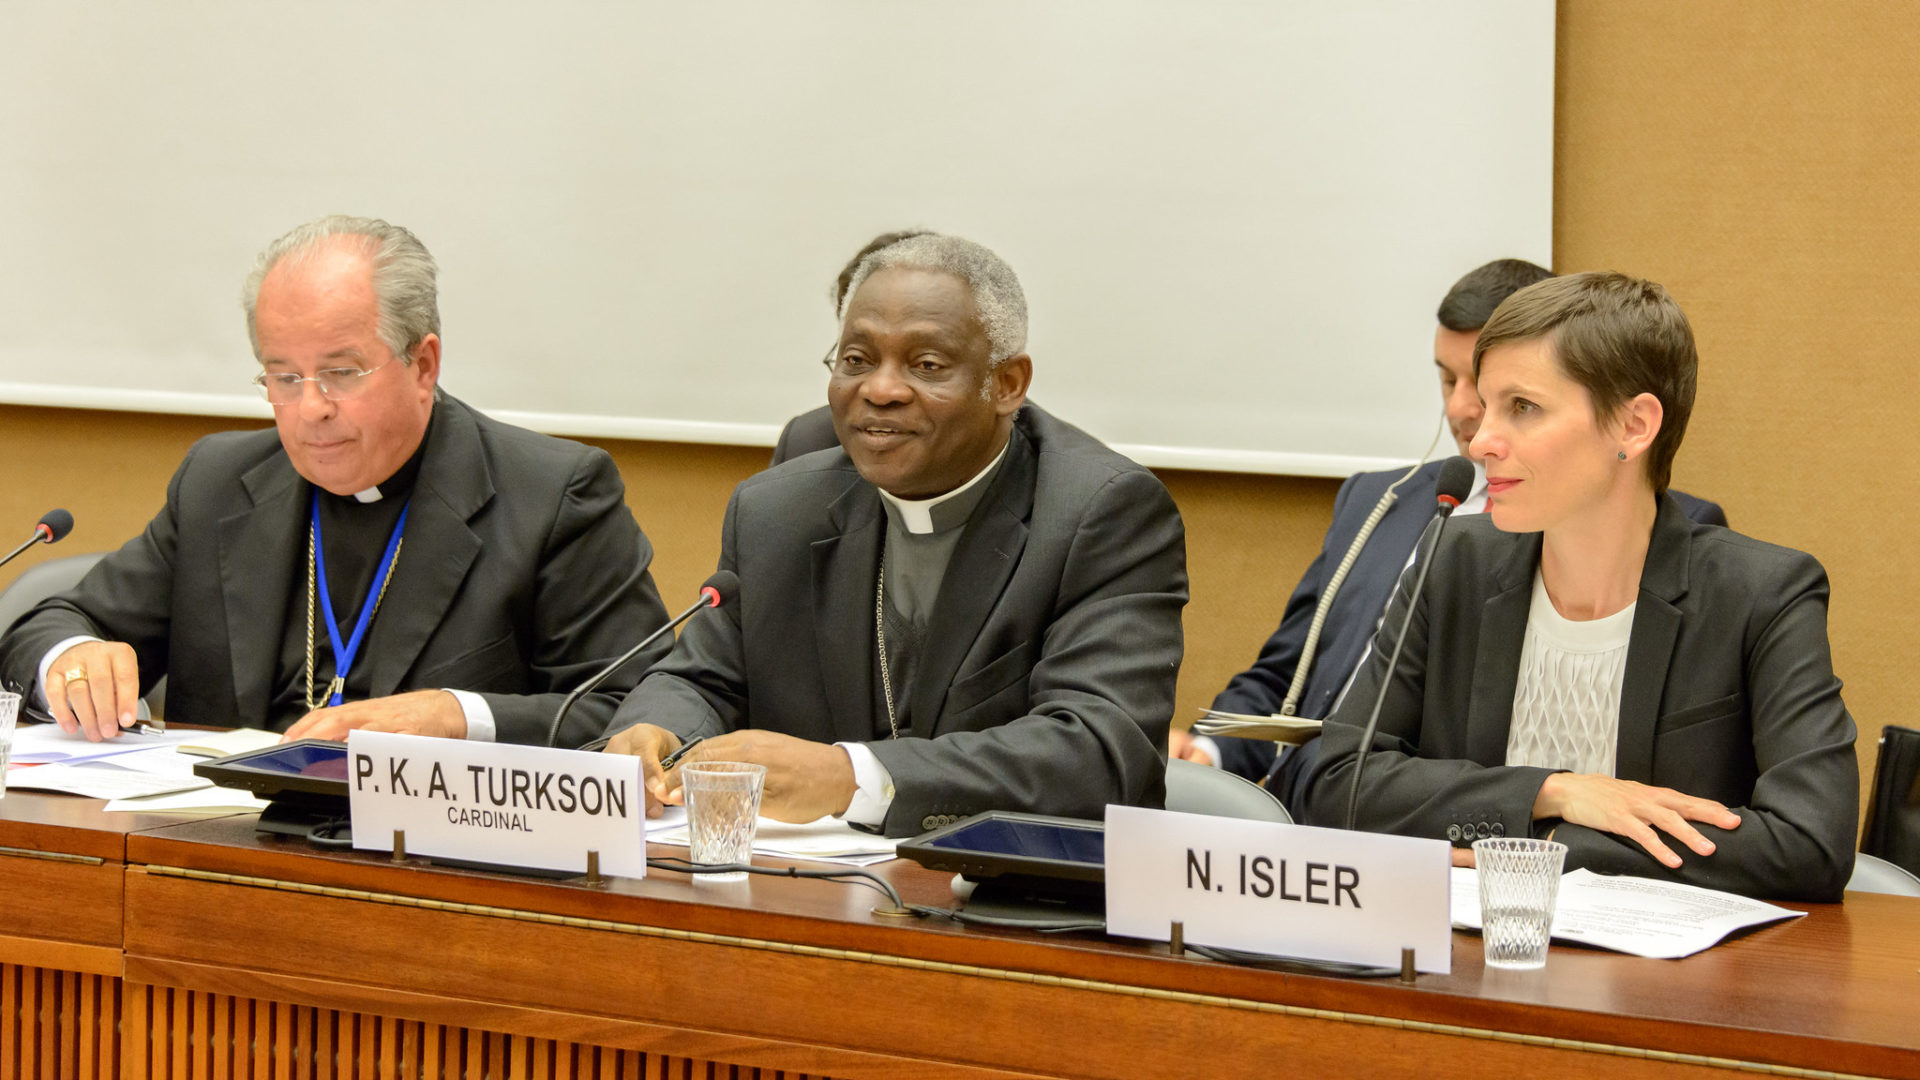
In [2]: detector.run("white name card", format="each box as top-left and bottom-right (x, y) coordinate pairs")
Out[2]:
(347, 731), (646, 879)
(1104, 805), (1452, 974)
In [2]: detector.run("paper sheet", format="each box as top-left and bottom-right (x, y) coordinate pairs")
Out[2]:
(174, 728), (283, 758)
(1189, 709), (1323, 745)
(9, 723), (193, 765)
(1451, 866), (1804, 959)
(5, 761), (212, 800)
(650, 813), (898, 867)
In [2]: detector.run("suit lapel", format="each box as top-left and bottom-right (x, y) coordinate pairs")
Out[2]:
(908, 430), (1034, 738)
(363, 400), (491, 697)
(812, 480), (882, 742)
(1466, 531), (1539, 763)
(217, 456), (306, 721)
(1617, 495), (1691, 780)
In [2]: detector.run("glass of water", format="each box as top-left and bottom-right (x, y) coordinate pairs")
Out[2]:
(680, 762), (766, 882)
(0, 691), (20, 799)
(1474, 837), (1567, 970)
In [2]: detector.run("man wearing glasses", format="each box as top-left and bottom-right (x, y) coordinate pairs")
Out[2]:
(0, 215), (670, 746)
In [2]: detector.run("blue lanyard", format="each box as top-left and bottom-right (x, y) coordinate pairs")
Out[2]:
(311, 490), (411, 708)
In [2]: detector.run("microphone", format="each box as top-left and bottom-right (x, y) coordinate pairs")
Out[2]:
(1343, 456), (1475, 830)
(546, 571), (740, 748)
(0, 509), (74, 571)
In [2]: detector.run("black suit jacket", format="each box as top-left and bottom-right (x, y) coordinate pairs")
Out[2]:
(610, 405), (1187, 836)
(1301, 494), (1857, 901)
(1211, 460), (1727, 803)
(0, 394), (671, 746)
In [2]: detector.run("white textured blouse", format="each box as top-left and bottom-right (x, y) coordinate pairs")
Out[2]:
(1504, 571), (1636, 777)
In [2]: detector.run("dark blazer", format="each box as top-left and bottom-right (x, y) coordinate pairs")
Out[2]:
(0, 394), (671, 746)
(769, 405), (837, 466)
(1211, 459), (1727, 805)
(1300, 495), (1857, 901)
(610, 405), (1187, 836)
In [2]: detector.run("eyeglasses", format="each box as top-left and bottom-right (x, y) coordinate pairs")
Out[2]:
(252, 358), (398, 405)
(820, 343), (837, 372)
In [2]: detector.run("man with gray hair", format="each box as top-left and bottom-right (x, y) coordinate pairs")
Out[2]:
(0, 215), (671, 745)
(604, 233), (1187, 836)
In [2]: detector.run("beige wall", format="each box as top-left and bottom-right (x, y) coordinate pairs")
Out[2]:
(1555, 0), (1911, 817)
(0, 0), (1897, 814)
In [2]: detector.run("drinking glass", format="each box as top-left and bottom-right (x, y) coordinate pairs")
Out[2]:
(1474, 837), (1567, 970)
(681, 762), (767, 882)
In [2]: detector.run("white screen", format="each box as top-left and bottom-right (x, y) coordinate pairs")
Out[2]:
(0, 1), (1552, 476)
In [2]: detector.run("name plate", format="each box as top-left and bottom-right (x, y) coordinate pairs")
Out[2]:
(347, 731), (646, 879)
(1104, 805), (1452, 973)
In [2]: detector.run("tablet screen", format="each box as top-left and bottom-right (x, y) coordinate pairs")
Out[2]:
(229, 742), (350, 778)
(922, 816), (1105, 866)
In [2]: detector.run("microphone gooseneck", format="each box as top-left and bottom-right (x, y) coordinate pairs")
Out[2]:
(546, 571), (740, 748)
(1342, 457), (1475, 831)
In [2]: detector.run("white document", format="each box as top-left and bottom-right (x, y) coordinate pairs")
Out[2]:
(1105, 805), (1453, 974)
(1451, 867), (1804, 959)
(173, 728), (283, 758)
(81, 746), (209, 777)
(6, 761), (211, 800)
(9, 723), (189, 765)
(105, 786), (270, 813)
(650, 813), (899, 867)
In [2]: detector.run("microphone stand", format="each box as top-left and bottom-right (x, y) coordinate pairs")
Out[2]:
(546, 588), (721, 748)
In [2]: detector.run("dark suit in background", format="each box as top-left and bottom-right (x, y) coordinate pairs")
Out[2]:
(0, 395), (670, 745)
(769, 405), (837, 467)
(1211, 459), (1727, 810)
(1301, 495), (1856, 902)
(609, 405), (1186, 836)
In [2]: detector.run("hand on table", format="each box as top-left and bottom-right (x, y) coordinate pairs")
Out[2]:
(660, 729), (858, 823)
(1533, 773), (1740, 869)
(602, 722), (682, 817)
(281, 690), (469, 743)
(45, 641), (141, 742)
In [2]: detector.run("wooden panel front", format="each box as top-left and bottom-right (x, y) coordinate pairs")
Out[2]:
(121, 864), (1920, 1080)
(118, 982), (836, 1080)
(0, 851), (122, 963)
(0, 964), (120, 1080)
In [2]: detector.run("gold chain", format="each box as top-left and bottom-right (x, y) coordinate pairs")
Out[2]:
(303, 523), (404, 712)
(874, 535), (900, 739)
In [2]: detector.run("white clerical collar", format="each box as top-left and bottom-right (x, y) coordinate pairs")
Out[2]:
(877, 442), (1010, 535)
(353, 487), (384, 503)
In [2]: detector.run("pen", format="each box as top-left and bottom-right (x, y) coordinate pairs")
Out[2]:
(658, 734), (706, 770)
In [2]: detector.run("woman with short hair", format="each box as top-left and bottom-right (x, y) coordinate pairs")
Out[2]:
(1304, 272), (1856, 902)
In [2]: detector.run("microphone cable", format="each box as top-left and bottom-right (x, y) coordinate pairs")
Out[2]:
(1279, 417), (1448, 717)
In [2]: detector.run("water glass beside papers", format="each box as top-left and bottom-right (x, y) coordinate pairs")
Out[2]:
(0, 692), (20, 798)
(681, 762), (766, 882)
(1473, 837), (1567, 969)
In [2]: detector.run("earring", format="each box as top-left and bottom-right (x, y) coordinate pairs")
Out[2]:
(1617, 450), (1628, 461)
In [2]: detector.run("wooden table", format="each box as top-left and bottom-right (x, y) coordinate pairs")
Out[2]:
(5, 791), (1919, 1079)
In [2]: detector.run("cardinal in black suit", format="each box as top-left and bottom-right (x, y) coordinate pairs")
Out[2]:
(0, 216), (668, 746)
(605, 235), (1185, 836)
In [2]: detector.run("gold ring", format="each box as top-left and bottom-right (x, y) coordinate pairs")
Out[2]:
(63, 667), (89, 684)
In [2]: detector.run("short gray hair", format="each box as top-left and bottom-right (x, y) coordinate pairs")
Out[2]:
(841, 234), (1028, 365)
(242, 215), (440, 362)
